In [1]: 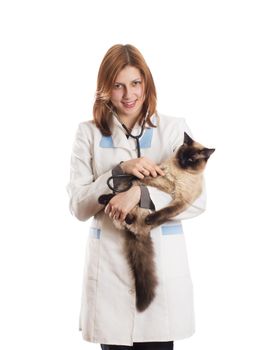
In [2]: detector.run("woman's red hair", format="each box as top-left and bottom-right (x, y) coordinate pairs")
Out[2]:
(93, 44), (157, 136)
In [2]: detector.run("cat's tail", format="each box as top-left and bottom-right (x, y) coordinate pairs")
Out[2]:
(124, 229), (158, 312)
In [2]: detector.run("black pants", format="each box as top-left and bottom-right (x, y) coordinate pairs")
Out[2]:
(100, 341), (174, 350)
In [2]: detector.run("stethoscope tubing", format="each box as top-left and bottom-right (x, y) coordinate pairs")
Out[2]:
(106, 111), (147, 193)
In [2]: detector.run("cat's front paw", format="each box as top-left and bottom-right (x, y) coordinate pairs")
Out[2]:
(145, 212), (158, 225)
(125, 213), (136, 225)
(98, 193), (115, 205)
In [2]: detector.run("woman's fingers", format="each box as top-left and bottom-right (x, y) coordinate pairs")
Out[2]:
(140, 163), (156, 177)
(104, 204), (110, 214)
(104, 186), (141, 223)
(155, 165), (165, 176)
(122, 157), (165, 178)
(109, 207), (118, 219)
(105, 204), (117, 219)
(118, 209), (127, 222)
(106, 203), (123, 221)
(141, 160), (165, 177)
(112, 212), (119, 220)
(133, 169), (145, 179)
(139, 167), (150, 176)
(111, 207), (126, 222)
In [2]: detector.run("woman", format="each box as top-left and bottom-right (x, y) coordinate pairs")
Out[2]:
(67, 44), (206, 350)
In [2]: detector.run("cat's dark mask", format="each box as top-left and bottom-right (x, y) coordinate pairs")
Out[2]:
(177, 132), (215, 170)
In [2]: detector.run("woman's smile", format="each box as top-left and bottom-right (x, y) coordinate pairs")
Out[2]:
(121, 100), (137, 109)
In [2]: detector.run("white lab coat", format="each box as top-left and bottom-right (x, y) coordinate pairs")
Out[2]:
(67, 113), (206, 346)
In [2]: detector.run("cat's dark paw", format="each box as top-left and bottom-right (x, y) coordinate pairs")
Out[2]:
(98, 194), (115, 205)
(125, 213), (136, 225)
(144, 213), (158, 225)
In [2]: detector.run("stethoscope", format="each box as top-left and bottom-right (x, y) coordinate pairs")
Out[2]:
(105, 104), (148, 193)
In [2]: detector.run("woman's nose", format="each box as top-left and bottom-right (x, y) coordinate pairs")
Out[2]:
(123, 86), (133, 99)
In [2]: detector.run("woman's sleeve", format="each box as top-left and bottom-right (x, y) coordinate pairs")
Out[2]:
(66, 123), (115, 222)
(146, 119), (207, 220)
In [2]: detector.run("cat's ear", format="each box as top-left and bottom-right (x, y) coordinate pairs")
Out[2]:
(183, 132), (194, 145)
(202, 148), (215, 159)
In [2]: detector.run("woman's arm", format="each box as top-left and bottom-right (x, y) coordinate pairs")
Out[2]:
(104, 185), (141, 222)
(67, 122), (164, 222)
(66, 122), (118, 221)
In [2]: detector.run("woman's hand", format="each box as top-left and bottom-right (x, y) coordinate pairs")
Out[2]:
(104, 185), (141, 223)
(120, 156), (165, 179)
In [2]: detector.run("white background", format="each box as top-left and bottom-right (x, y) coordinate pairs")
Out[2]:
(0, 0), (260, 349)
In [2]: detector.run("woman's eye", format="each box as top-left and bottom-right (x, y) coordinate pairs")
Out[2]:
(133, 81), (141, 86)
(114, 84), (122, 89)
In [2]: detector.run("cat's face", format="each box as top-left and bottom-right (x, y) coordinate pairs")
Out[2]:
(176, 132), (215, 172)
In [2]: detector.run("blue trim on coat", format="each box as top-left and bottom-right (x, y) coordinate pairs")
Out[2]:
(89, 227), (101, 239)
(99, 136), (114, 148)
(99, 127), (153, 149)
(161, 224), (183, 235)
(139, 128), (153, 148)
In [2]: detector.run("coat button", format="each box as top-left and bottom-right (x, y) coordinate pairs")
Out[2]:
(128, 288), (135, 294)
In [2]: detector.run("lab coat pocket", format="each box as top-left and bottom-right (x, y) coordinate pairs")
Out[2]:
(86, 227), (101, 281)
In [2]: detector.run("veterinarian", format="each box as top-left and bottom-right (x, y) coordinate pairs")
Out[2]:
(67, 44), (206, 350)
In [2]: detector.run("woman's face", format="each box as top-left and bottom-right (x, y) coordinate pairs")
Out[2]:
(110, 65), (145, 120)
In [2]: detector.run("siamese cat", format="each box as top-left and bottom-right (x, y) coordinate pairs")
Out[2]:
(98, 132), (215, 312)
